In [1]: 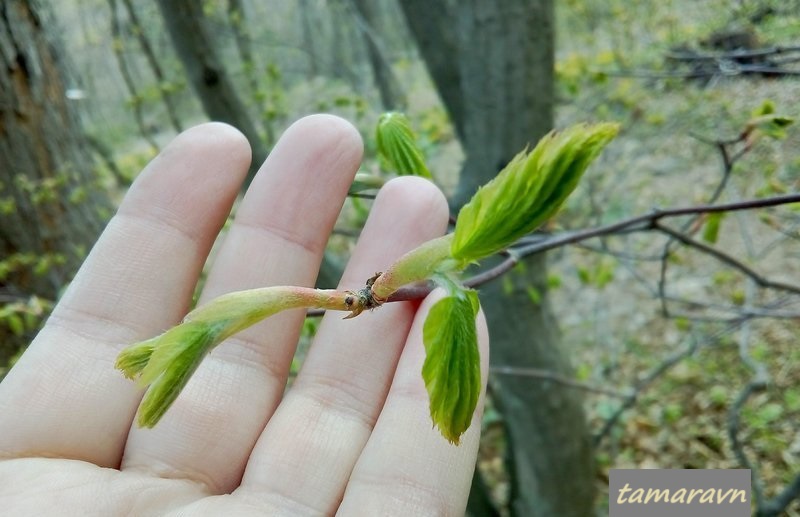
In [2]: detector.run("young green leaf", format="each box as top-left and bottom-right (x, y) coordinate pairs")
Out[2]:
(422, 289), (481, 445)
(748, 114), (794, 140)
(752, 99), (776, 117)
(376, 112), (432, 178)
(702, 212), (726, 244)
(116, 286), (358, 427)
(747, 100), (794, 140)
(115, 339), (156, 380)
(123, 321), (223, 427)
(451, 123), (619, 263)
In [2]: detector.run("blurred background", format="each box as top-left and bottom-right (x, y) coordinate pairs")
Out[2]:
(2, 0), (800, 515)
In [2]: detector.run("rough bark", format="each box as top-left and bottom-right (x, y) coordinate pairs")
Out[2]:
(403, 1), (596, 515)
(0, 0), (111, 359)
(349, 0), (405, 110)
(157, 0), (266, 184)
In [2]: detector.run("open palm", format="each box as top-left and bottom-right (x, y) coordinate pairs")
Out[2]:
(0, 116), (488, 516)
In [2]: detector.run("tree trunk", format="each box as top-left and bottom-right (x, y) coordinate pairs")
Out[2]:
(157, 0), (266, 184)
(398, 0), (465, 142)
(0, 0), (111, 360)
(349, 0), (405, 110)
(402, 1), (596, 515)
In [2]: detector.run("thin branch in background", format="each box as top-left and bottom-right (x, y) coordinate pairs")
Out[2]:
(603, 68), (732, 80)
(723, 271), (800, 514)
(489, 365), (632, 398)
(665, 296), (800, 322)
(593, 335), (701, 447)
(758, 473), (800, 517)
(331, 227), (361, 238)
(657, 132), (743, 316)
(653, 221), (800, 296)
(346, 0), (406, 109)
(85, 133), (127, 185)
(722, 276), (799, 516)
(576, 241), (663, 262)
(120, 0), (183, 133)
(106, 0), (158, 153)
(666, 45), (800, 61)
(226, 0), (258, 96)
(728, 381), (767, 508)
(759, 219), (800, 259)
(608, 44), (800, 80)
(348, 192), (377, 200)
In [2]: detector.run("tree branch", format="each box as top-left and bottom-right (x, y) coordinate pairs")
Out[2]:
(465, 193), (800, 290)
(490, 365), (632, 398)
(653, 221), (800, 296)
(306, 192), (800, 317)
(728, 381), (767, 507)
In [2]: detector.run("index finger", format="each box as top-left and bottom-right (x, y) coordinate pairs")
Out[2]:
(0, 123), (251, 467)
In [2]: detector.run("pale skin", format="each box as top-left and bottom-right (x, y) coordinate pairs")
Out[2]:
(0, 115), (489, 516)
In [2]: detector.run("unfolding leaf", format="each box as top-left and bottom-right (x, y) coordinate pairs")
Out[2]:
(123, 321), (223, 427)
(748, 114), (794, 140)
(116, 286), (352, 428)
(451, 123), (619, 263)
(752, 99), (776, 117)
(747, 100), (794, 140)
(376, 112), (432, 178)
(422, 290), (481, 445)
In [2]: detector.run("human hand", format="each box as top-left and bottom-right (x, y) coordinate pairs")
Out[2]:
(0, 115), (489, 516)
